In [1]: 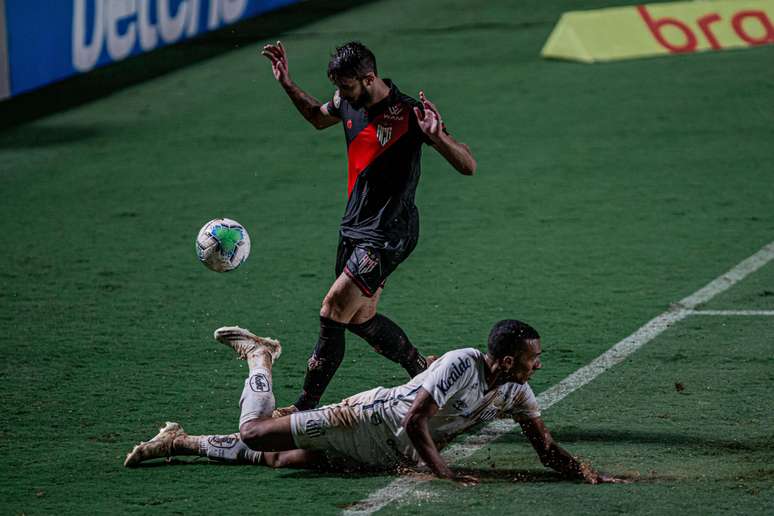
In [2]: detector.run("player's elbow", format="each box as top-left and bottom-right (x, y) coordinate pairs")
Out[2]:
(461, 158), (476, 176)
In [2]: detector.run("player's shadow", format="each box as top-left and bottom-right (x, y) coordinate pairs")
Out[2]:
(280, 467), (566, 483)
(0, 0), (379, 132)
(548, 428), (774, 453)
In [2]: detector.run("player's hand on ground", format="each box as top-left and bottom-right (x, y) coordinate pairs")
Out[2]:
(414, 90), (444, 142)
(595, 473), (632, 484)
(452, 473), (480, 486)
(261, 41), (291, 86)
(579, 463), (631, 484)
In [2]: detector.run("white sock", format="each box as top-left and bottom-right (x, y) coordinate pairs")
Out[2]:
(198, 435), (262, 464)
(239, 366), (275, 427)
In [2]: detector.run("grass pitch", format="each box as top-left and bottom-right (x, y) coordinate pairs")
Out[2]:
(1, 0), (773, 514)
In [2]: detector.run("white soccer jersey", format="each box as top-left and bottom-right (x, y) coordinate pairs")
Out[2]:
(291, 348), (541, 467)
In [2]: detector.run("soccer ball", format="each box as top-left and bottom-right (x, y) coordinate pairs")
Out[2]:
(196, 218), (251, 272)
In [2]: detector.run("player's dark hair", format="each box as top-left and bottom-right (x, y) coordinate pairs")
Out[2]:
(487, 320), (540, 358)
(327, 41), (377, 82)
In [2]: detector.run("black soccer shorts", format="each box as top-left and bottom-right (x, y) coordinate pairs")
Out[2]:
(334, 237), (416, 297)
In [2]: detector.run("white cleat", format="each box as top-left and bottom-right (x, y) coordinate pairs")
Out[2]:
(213, 326), (282, 363)
(124, 422), (185, 468)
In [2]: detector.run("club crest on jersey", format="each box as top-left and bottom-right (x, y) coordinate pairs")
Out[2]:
(376, 124), (392, 146)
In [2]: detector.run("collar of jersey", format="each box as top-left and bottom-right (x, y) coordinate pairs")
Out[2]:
(365, 78), (399, 118)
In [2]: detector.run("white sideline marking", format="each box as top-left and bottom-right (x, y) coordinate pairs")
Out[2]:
(342, 241), (774, 515)
(689, 310), (774, 316)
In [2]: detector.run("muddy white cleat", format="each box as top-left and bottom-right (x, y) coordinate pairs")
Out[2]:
(213, 326), (282, 363)
(124, 422), (185, 468)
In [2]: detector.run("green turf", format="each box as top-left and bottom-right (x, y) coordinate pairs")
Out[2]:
(702, 262), (774, 311)
(1, 0), (773, 513)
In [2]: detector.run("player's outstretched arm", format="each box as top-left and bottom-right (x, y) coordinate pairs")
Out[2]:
(402, 388), (479, 486)
(518, 416), (629, 484)
(261, 41), (339, 130)
(414, 91), (476, 175)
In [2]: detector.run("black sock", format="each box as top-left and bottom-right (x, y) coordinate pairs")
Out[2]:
(294, 317), (346, 411)
(348, 314), (427, 377)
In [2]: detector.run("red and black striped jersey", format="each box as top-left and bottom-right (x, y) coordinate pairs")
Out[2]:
(326, 80), (434, 249)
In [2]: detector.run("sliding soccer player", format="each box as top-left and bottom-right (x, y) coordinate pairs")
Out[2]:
(125, 321), (627, 485)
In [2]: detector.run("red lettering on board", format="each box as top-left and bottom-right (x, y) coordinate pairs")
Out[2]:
(637, 5), (698, 53)
(731, 10), (774, 45)
(697, 14), (723, 50)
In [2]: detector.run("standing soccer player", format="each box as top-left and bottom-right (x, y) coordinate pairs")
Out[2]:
(260, 41), (476, 414)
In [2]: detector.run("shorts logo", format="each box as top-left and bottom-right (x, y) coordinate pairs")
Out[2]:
(249, 373), (270, 392)
(376, 124), (392, 146)
(346, 119), (353, 129)
(305, 419), (325, 438)
(355, 248), (379, 274)
(207, 435), (239, 449)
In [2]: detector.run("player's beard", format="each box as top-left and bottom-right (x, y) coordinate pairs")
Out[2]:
(350, 88), (372, 110)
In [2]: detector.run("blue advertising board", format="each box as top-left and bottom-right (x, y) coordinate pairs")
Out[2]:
(2, 0), (302, 99)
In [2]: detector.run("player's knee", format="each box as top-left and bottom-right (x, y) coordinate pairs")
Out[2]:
(239, 421), (268, 449)
(320, 294), (347, 321)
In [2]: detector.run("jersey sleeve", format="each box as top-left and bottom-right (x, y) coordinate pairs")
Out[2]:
(505, 383), (541, 420)
(420, 349), (478, 408)
(322, 89), (342, 119)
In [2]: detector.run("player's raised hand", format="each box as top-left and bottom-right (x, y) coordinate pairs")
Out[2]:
(261, 41), (291, 86)
(414, 90), (444, 141)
